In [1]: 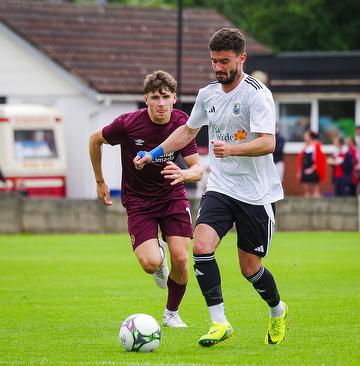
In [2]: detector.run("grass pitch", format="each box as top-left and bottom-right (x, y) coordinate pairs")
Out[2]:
(0, 232), (359, 366)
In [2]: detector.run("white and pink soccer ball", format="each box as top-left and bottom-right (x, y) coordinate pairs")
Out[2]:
(119, 313), (161, 352)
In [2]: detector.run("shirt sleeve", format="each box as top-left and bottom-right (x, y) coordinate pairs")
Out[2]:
(102, 116), (126, 145)
(186, 89), (208, 129)
(249, 89), (276, 134)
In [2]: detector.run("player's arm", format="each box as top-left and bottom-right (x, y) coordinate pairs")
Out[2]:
(89, 130), (112, 206)
(212, 132), (275, 158)
(161, 153), (203, 186)
(134, 124), (200, 169)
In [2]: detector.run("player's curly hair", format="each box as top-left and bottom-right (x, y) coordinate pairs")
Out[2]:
(144, 70), (177, 94)
(209, 28), (246, 55)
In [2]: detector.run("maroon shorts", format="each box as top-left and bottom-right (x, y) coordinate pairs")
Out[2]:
(127, 199), (193, 249)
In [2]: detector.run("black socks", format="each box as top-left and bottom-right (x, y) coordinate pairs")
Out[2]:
(193, 253), (223, 306)
(246, 266), (280, 307)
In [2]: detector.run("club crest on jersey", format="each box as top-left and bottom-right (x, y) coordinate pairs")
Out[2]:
(134, 139), (144, 146)
(233, 103), (241, 115)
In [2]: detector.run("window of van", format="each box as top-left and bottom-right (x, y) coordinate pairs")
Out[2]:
(14, 129), (58, 160)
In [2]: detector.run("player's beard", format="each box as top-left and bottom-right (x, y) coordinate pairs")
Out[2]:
(216, 68), (238, 85)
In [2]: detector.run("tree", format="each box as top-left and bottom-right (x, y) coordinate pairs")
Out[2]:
(216, 0), (360, 52)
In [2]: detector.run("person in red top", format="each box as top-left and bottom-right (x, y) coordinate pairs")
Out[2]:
(296, 130), (326, 197)
(89, 70), (203, 327)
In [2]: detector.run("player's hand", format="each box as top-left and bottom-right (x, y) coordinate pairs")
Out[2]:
(96, 181), (112, 206)
(133, 151), (152, 170)
(304, 167), (315, 175)
(211, 140), (232, 158)
(161, 161), (185, 185)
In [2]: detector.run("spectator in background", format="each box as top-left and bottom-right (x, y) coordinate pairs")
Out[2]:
(345, 136), (359, 196)
(273, 127), (285, 182)
(327, 136), (353, 196)
(296, 130), (326, 197)
(355, 126), (360, 155)
(355, 126), (360, 194)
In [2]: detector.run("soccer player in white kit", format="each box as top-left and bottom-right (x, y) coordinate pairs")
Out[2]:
(135, 28), (288, 347)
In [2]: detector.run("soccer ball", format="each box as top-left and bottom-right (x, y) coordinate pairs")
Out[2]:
(119, 313), (161, 352)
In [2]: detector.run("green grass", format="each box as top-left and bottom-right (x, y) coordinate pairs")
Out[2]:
(0, 232), (360, 365)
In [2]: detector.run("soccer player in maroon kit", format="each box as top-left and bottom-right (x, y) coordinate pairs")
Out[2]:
(89, 70), (202, 327)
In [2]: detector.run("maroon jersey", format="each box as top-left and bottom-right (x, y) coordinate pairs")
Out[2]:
(102, 108), (198, 210)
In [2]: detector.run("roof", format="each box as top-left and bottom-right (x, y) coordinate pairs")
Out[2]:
(249, 52), (360, 93)
(0, 1), (271, 96)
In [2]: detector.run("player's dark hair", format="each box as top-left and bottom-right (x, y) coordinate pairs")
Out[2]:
(308, 130), (319, 140)
(209, 28), (246, 55)
(304, 129), (320, 141)
(144, 70), (177, 94)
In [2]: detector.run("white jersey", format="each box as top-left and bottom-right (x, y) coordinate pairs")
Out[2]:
(187, 73), (284, 205)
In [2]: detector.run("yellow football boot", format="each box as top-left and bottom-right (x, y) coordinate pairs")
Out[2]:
(265, 301), (288, 344)
(199, 321), (234, 347)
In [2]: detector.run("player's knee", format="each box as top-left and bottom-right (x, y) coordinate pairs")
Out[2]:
(171, 252), (188, 270)
(239, 251), (261, 278)
(240, 261), (260, 278)
(193, 240), (211, 254)
(138, 256), (160, 274)
(240, 266), (253, 278)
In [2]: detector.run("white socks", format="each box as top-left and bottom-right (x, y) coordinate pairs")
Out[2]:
(270, 301), (284, 318)
(208, 303), (227, 323)
(164, 308), (177, 315)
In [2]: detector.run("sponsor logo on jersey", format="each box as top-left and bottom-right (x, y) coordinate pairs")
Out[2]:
(234, 129), (247, 141)
(153, 151), (174, 163)
(216, 131), (235, 142)
(233, 103), (241, 115)
(134, 139), (144, 146)
(215, 129), (247, 142)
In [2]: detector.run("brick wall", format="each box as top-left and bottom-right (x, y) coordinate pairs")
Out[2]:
(283, 154), (334, 196)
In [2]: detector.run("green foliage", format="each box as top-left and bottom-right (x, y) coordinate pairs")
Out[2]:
(219, 0), (360, 51)
(1, 232), (360, 365)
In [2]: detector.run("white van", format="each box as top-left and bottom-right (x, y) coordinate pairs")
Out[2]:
(0, 104), (67, 197)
